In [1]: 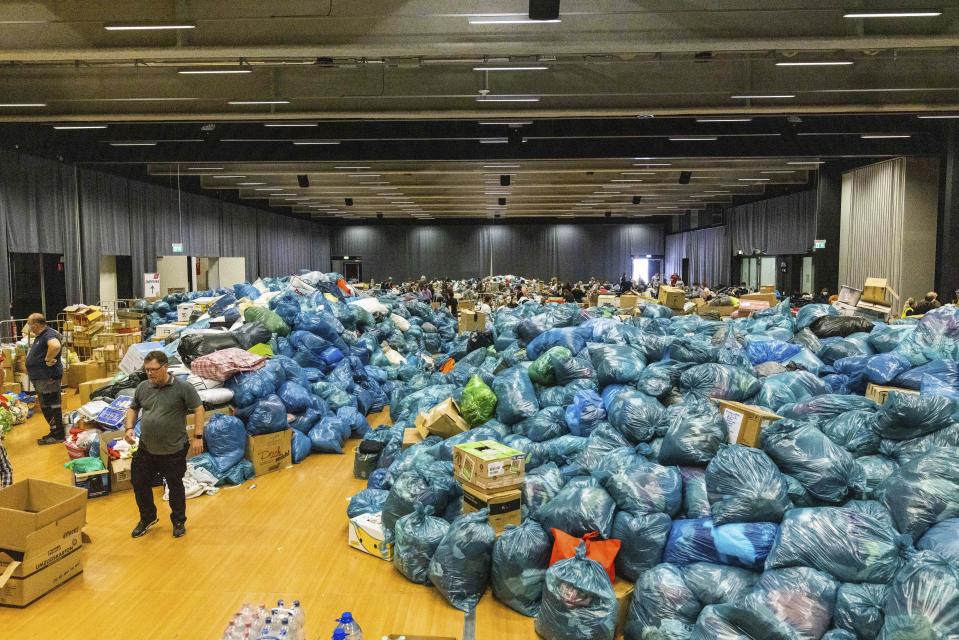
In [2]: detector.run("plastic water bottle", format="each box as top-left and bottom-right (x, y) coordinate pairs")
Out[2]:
(290, 601), (305, 638)
(334, 612), (363, 640)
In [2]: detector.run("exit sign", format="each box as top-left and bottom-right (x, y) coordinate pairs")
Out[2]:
(814, 239), (826, 250)
(172, 243), (184, 254)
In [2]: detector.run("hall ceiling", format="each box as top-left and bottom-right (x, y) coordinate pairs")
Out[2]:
(0, 1), (956, 120)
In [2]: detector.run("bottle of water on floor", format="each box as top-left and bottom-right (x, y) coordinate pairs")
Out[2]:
(333, 612), (363, 640)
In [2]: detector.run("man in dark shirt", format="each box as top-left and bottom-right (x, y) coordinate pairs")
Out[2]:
(25, 314), (65, 445)
(124, 351), (204, 539)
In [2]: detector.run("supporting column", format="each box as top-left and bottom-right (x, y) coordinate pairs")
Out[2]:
(938, 122), (959, 301)
(813, 166), (842, 294)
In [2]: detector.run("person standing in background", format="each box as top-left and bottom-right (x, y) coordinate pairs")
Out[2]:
(125, 351), (204, 539)
(25, 314), (65, 445)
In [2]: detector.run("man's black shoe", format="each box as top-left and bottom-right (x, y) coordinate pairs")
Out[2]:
(37, 434), (65, 445)
(172, 523), (186, 538)
(131, 518), (159, 538)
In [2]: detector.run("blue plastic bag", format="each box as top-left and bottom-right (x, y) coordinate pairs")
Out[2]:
(606, 390), (664, 444)
(742, 567), (838, 640)
(564, 390), (607, 437)
(917, 518), (959, 565)
(878, 446), (959, 541)
(535, 543), (618, 640)
(491, 519), (552, 616)
(706, 445), (791, 525)
(429, 510), (497, 612)
(526, 327), (589, 360)
(754, 371), (830, 411)
(308, 416), (348, 454)
(745, 340), (801, 366)
(277, 380), (312, 413)
(796, 303), (837, 330)
(658, 398), (728, 465)
(623, 563), (700, 639)
(612, 511), (672, 582)
(291, 429), (312, 464)
(876, 551), (959, 639)
(601, 460), (682, 516)
(537, 477), (616, 539)
(588, 343), (646, 387)
(874, 391), (956, 440)
(834, 583), (889, 640)
(821, 410), (881, 457)
(394, 503), (450, 585)
(228, 366), (281, 408)
(664, 518), (779, 571)
(492, 366), (540, 425)
(680, 364), (761, 402)
(522, 463), (566, 520)
(237, 394), (288, 435)
(202, 414), (247, 475)
(346, 487), (389, 518)
(865, 353), (913, 385)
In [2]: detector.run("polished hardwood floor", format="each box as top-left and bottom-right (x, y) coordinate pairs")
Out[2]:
(0, 390), (538, 640)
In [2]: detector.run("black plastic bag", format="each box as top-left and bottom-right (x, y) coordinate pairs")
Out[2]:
(623, 563), (701, 640)
(706, 445), (791, 525)
(834, 582), (888, 640)
(658, 398), (728, 465)
(877, 446), (959, 541)
(612, 510), (672, 582)
(761, 419), (864, 503)
(810, 315), (875, 338)
(879, 550), (959, 639)
(491, 519), (552, 617)
(231, 321), (272, 349)
(765, 506), (908, 583)
(742, 566), (838, 640)
(394, 503), (450, 585)
(428, 510), (496, 611)
(682, 562), (759, 606)
(177, 331), (239, 366)
(535, 543), (618, 640)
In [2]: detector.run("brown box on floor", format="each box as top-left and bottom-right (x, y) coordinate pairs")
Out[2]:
(452, 440), (525, 490)
(97, 430), (134, 492)
(457, 310), (488, 334)
(245, 428), (292, 476)
(402, 428), (424, 448)
(66, 361), (107, 388)
(657, 286), (686, 310)
(460, 482), (522, 534)
(78, 377), (116, 404)
(0, 478), (87, 607)
(414, 398), (469, 440)
(739, 292), (779, 307)
(619, 294), (639, 310)
(716, 400), (781, 448)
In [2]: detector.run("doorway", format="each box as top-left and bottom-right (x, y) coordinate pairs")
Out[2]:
(10, 253), (66, 321)
(631, 257), (661, 286)
(331, 256), (362, 282)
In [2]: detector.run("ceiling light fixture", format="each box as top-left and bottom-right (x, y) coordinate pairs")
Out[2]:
(104, 22), (196, 30)
(109, 142), (157, 146)
(917, 114), (959, 119)
(669, 136), (718, 141)
(264, 122), (318, 127)
(228, 99), (290, 105)
(861, 134), (913, 139)
(255, 187), (283, 191)
(843, 11), (942, 18)
(480, 138), (509, 143)
(730, 94), (795, 99)
(187, 167), (224, 170)
(336, 166), (372, 170)
(238, 182), (266, 185)
(476, 96), (541, 103)
(483, 164), (521, 168)
(695, 117), (753, 123)
(178, 67), (252, 75)
(775, 61), (854, 66)
(347, 174), (382, 177)
(612, 179), (644, 182)
(0, 102), (47, 107)
(761, 170), (797, 174)
(633, 163), (672, 166)
(293, 141), (340, 145)
(473, 66), (549, 71)
(468, 18), (562, 24)
(738, 178), (771, 181)
(53, 124), (108, 130)
(212, 175), (246, 179)
(787, 161), (825, 165)
(478, 121), (533, 125)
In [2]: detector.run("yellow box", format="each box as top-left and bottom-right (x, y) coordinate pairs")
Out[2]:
(348, 512), (393, 561)
(657, 286), (686, 310)
(862, 277), (890, 305)
(865, 383), (919, 406)
(716, 400), (782, 448)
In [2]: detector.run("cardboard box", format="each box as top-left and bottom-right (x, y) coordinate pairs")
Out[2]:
(759, 285), (776, 294)
(177, 303), (196, 322)
(865, 383), (919, 406)
(457, 310), (488, 334)
(597, 294), (619, 307)
(402, 428), (424, 449)
(458, 299), (476, 312)
(855, 301), (892, 322)
(0, 508), (84, 579)
(0, 479), (87, 553)
(716, 400), (782, 448)
(739, 293), (778, 306)
(619, 294), (639, 310)
(65, 362), (107, 388)
(657, 286), (686, 310)
(2, 382), (21, 394)
(414, 398), (469, 440)
(862, 277), (890, 305)
(78, 377), (116, 404)
(72, 469), (110, 499)
(153, 323), (181, 339)
(347, 512), (393, 561)
(696, 299), (737, 317)
(185, 405), (234, 427)
(97, 431), (134, 492)
(245, 428), (292, 476)
(614, 578), (635, 639)
(460, 483), (522, 534)
(0, 548), (83, 607)
(453, 440), (526, 490)
(733, 300), (770, 317)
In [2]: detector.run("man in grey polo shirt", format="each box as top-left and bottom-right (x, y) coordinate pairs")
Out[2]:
(124, 350), (204, 539)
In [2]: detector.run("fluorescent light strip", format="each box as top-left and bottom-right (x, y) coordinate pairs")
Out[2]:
(480, 138), (509, 143)
(238, 182), (265, 186)
(473, 66), (549, 71)
(293, 141), (340, 145)
(479, 121), (533, 125)
(228, 100), (290, 105)
(775, 61), (854, 66)
(469, 18), (562, 24)
(843, 11), (942, 18)
(612, 179), (644, 182)
(861, 134), (912, 139)
(669, 136), (718, 141)
(476, 97), (541, 103)
(110, 142), (156, 146)
(187, 167), (224, 170)
(917, 114), (959, 119)
(255, 188), (283, 191)
(787, 161), (824, 165)
(633, 163), (672, 166)
(336, 166), (371, 170)
(265, 122), (318, 127)
(178, 68), (251, 75)
(360, 182), (389, 185)
(738, 178), (771, 181)
(730, 94), (795, 99)
(53, 124), (107, 130)
(212, 175), (246, 179)
(695, 118), (753, 123)
(104, 23), (196, 30)
(348, 174), (381, 177)
(761, 170), (797, 174)
(0, 103), (46, 107)
(483, 164), (520, 168)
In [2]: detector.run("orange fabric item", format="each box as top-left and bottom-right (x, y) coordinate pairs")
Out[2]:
(439, 358), (455, 374)
(550, 529), (621, 584)
(336, 279), (351, 295)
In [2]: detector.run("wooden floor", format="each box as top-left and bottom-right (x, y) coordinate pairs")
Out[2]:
(0, 391), (539, 640)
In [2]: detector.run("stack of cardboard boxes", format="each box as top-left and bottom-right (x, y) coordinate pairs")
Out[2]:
(457, 310), (488, 334)
(1, 345), (19, 393)
(406, 398), (469, 447)
(0, 479), (87, 607)
(453, 440), (525, 535)
(657, 286), (687, 313)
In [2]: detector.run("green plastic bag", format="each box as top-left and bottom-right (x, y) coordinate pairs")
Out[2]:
(64, 457), (106, 473)
(244, 306), (290, 337)
(248, 343), (274, 358)
(528, 346), (573, 386)
(461, 375), (498, 427)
